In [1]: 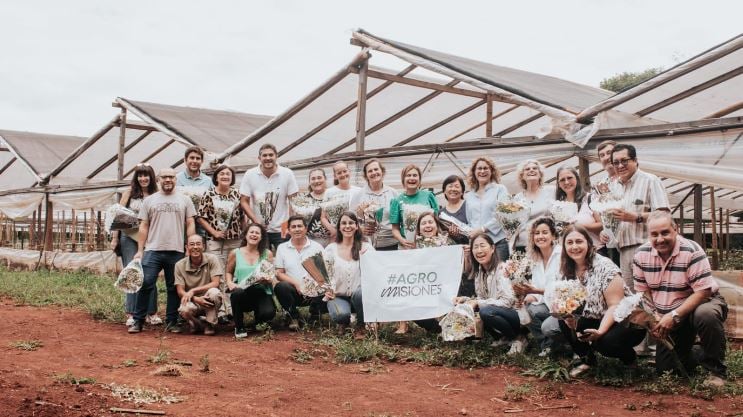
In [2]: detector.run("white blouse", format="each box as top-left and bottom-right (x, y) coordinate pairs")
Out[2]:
(474, 267), (516, 309)
(324, 242), (375, 296)
(527, 245), (562, 304)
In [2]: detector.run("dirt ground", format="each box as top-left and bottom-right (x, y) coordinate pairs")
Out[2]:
(0, 299), (740, 417)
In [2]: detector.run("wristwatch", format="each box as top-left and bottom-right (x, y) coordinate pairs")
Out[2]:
(635, 212), (644, 224)
(671, 310), (681, 324)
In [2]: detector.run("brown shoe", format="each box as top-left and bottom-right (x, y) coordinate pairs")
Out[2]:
(203, 323), (216, 336)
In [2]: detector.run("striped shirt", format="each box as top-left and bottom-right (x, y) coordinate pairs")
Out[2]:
(616, 169), (669, 248)
(633, 236), (718, 314)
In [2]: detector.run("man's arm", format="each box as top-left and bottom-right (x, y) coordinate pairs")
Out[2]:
(276, 268), (302, 293)
(185, 217), (196, 237)
(653, 288), (712, 340)
(240, 195), (260, 224)
(134, 220), (149, 260)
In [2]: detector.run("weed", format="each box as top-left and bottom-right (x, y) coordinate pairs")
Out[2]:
(199, 354), (210, 373)
(149, 348), (171, 364)
(121, 359), (137, 367)
(291, 348), (314, 364)
(521, 359), (570, 382)
(639, 371), (681, 395)
(105, 383), (184, 404)
(502, 382), (533, 402)
(253, 322), (275, 342)
(727, 347), (742, 380)
(53, 371), (96, 385)
(10, 339), (43, 351)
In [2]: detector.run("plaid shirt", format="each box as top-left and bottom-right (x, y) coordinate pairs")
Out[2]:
(616, 169), (669, 248)
(633, 236), (718, 314)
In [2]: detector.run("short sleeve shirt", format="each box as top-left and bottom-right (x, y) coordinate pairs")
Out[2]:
(138, 191), (196, 252)
(197, 187), (243, 241)
(274, 238), (324, 281)
(176, 171), (212, 188)
(616, 169), (669, 248)
(573, 254), (626, 319)
(239, 166), (299, 233)
(174, 253), (223, 290)
(389, 190), (439, 232)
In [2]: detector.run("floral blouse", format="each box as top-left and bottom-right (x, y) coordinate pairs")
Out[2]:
(571, 254), (628, 319)
(197, 187), (243, 241)
(473, 267), (516, 309)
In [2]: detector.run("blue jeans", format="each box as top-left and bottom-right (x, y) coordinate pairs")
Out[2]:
(134, 250), (183, 324)
(120, 235), (156, 315)
(526, 302), (552, 349)
(327, 294), (355, 326)
(479, 305), (520, 340)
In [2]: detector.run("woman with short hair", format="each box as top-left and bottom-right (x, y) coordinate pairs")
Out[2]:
(349, 159), (399, 251)
(440, 175), (468, 245)
(513, 159), (554, 252)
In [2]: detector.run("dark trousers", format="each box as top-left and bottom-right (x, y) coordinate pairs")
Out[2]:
(267, 232), (289, 252)
(658, 295), (728, 377)
(230, 286), (276, 328)
(135, 250), (183, 324)
(597, 246), (620, 266)
(375, 243), (398, 251)
(274, 281), (325, 320)
(480, 305), (520, 340)
(494, 239), (510, 263)
(559, 317), (645, 365)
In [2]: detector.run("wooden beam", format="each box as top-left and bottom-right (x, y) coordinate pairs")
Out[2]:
(112, 121), (158, 131)
(117, 108), (127, 181)
(494, 113), (544, 137)
(485, 95), (494, 137)
(577, 157), (591, 191)
(637, 66), (743, 117)
(0, 157), (17, 176)
(352, 67), (488, 99)
(709, 186), (719, 269)
(704, 100), (743, 119)
(693, 184), (704, 247)
(355, 59), (369, 152)
(324, 79), (462, 156)
(394, 99), (487, 147)
(672, 186), (697, 214)
(44, 196), (53, 252)
(277, 64), (416, 158)
(86, 130), (152, 179)
(123, 139), (175, 178)
(445, 104), (520, 142)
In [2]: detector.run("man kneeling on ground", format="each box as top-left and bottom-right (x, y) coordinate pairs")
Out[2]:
(175, 234), (223, 335)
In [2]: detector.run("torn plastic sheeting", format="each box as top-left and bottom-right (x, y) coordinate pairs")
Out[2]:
(0, 193), (44, 219)
(49, 189), (118, 211)
(0, 247), (119, 275)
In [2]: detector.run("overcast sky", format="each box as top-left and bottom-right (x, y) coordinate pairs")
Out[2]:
(1, 0), (741, 137)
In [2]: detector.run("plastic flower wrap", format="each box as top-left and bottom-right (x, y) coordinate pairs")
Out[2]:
(238, 259), (276, 289)
(357, 201), (382, 246)
(401, 203), (433, 241)
(544, 279), (587, 319)
(613, 293), (674, 350)
(549, 200), (578, 236)
(212, 199), (237, 232)
(115, 259), (143, 293)
(179, 186), (207, 209)
(494, 197), (528, 239)
(301, 251), (335, 300)
(321, 193), (349, 227)
(438, 212), (473, 238)
(589, 195), (623, 249)
(289, 194), (318, 227)
(415, 234), (450, 249)
(498, 251), (533, 324)
(257, 191), (280, 225)
(105, 204), (140, 232)
(439, 303), (478, 341)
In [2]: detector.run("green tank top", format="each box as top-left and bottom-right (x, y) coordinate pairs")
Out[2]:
(234, 248), (272, 295)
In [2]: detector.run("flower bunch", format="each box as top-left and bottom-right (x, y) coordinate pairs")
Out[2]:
(321, 193), (349, 227)
(545, 279), (587, 319)
(549, 200), (578, 236)
(105, 204), (139, 232)
(301, 251), (335, 300)
(179, 186), (206, 209)
(415, 234), (450, 249)
(438, 212), (473, 237)
(499, 251), (533, 286)
(613, 293), (674, 349)
(115, 259), (143, 293)
(401, 203), (432, 241)
(589, 185), (623, 248)
(494, 197), (528, 239)
(212, 198), (237, 232)
(290, 194), (319, 227)
(439, 303), (478, 342)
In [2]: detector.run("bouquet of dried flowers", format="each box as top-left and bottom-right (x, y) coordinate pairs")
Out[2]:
(237, 259), (276, 289)
(105, 204), (140, 232)
(549, 200), (578, 236)
(590, 178), (623, 248)
(179, 186), (207, 210)
(498, 251), (533, 324)
(544, 279), (587, 319)
(321, 193), (349, 227)
(440, 303), (479, 341)
(400, 203), (431, 241)
(494, 197), (528, 239)
(438, 212), (473, 238)
(290, 194), (319, 227)
(115, 259), (143, 293)
(301, 251), (336, 301)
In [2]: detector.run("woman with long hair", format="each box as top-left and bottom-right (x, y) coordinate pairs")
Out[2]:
(323, 212), (374, 333)
(556, 225), (645, 377)
(225, 223), (276, 339)
(554, 166), (603, 254)
(390, 164), (438, 250)
(464, 157), (509, 262)
(349, 158), (399, 251)
(455, 232), (525, 355)
(513, 159), (555, 252)
(110, 163), (160, 326)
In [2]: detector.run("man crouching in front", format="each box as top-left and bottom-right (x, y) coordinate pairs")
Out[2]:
(175, 234), (223, 335)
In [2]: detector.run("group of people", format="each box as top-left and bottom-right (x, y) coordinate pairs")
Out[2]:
(112, 140), (729, 387)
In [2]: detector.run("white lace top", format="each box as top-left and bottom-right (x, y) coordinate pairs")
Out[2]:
(324, 242), (374, 296)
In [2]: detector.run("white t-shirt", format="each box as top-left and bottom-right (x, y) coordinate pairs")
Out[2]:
(325, 185), (361, 203)
(274, 237), (324, 281)
(138, 191), (196, 252)
(239, 165), (299, 233)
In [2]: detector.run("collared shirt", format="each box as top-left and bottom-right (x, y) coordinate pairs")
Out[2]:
(174, 253), (223, 290)
(176, 170), (212, 188)
(239, 165), (299, 233)
(514, 185), (556, 247)
(275, 237), (324, 280)
(349, 184), (399, 248)
(616, 169), (669, 248)
(633, 236), (718, 314)
(464, 182), (508, 242)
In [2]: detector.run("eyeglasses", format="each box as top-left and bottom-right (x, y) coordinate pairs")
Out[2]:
(612, 158), (635, 167)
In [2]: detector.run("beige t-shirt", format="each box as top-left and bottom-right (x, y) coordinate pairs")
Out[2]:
(174, 253), (224, 290)
(138, 191), (196, 252)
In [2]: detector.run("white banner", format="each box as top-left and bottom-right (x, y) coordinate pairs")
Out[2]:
(360, 245), (463, 322)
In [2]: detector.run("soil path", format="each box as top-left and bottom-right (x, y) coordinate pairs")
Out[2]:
(0, 299), (740, 417)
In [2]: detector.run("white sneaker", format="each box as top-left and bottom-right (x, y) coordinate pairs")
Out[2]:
(507, 336), (527, 355)
(125, 317), (135, 327)
(490, 339), (509, 348)
(146, 314), (163, 325)
(538, 347), (551, 357)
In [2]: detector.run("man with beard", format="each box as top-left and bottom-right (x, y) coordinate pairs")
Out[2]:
(128, 168), (196, 334)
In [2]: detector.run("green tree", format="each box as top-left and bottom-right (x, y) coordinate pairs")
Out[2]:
(599, 67), (663, 92)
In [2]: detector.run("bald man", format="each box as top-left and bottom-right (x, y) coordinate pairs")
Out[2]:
(128, 168), (197, 334)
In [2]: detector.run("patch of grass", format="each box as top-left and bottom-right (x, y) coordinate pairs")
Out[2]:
(253, 322), (275, 342)
(53, 371), (96, 385)
(727, 347), (743, 380)
(639, 371), (682, 395)
(9, 339), (43, 351)
(291, 348), (314, 364)
(591, 357), (655, 387)
(105, 383), (184, 404)
(199, 354), (210, 373)
(521, 358), (570, 382)
(121, 359), (137, 367)
(502, 382), (534, 402)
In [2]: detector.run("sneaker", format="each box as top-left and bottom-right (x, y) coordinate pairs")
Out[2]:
(146, 314), (163, 325)
(165, 322), (183, 334)
(703, 375), (726, 388)
(569, 363), (591, 378)
(507, 336), (527, 356)
(538, 347), (552, 358)
(125, 316), (135, 327)
(234, 327), (248, 339)
(288, 319), (300, 332)
(218, 316), (232, 326)
(127, 321), (143, 334)
(490, 339), (509, 348)
(204, 323), (216, 336)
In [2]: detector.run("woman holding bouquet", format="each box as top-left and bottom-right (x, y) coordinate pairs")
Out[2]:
(556, 225), (645, 377)
(225, 223), (276, 338)
(323, 161), (362, 240)
(555, 167), (603, 250)
(455, 232), (526, 355)
(110, 163), (160, 327)
(390, 164), (438, 250)
(323, 212), (373, 334)
(464, 157), (509, 262)
(197, 164), (245, 265)
(440, 175), (469, 245)
(349, 159), (399, 251)
(513, 159), (555, 252)
(513, 217), (563, 356)
(416, 212), (473, 297)
(305, 168), (332, 247)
